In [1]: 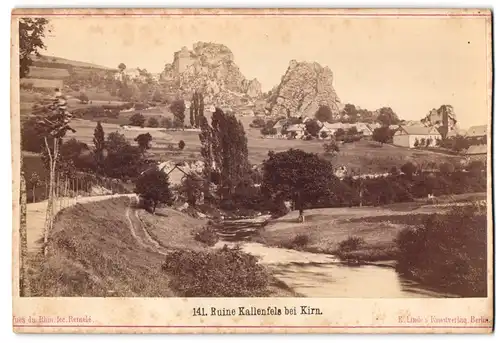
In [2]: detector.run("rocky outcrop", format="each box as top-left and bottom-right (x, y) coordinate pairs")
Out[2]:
(161, 42), (262, 104)
(267, 60), (342, 117)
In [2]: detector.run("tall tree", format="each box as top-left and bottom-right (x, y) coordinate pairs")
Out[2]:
(210, 108), (251, 200)
(135, 168), (173, 213)
(28, 172), (41, 203)
(190, 92), (198, 127)
(199, 115), (214, 199)
(93, 122), (105, 174)
(19, 17), (49, 78)
(118, 63), (126, 72)
(376, 107), (400, 126)
(134, 133), (153, 155)
(170, 99), (186, 128)
(197, 92), (204, 127)
(261, 149), (336, 214)
(35, 89), (76, 255)
(305, 120), (321, 137)
(372, 126), (392, 145)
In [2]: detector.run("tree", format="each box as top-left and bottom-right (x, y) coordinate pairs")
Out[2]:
(323, 140), (340, 156)
(376, 107), (400, 126)
(129, 113), (146, 127)
(170, 99), (186, 128)
(334, 128), (346, 141)
(104, 132), (143, 178)
(135, 168), (173, 213)
(180, 172), (203, 206)
(152, 88), (163, 103)
(261, 149), (336, 215)
(28, 172), (41, 203)
(250, 118), (266, 128)
(178, 140), (186, 150)
(210, 108), (251, 200)
(305, 120), (321, 137)
(197, 93), (205, 127)
(401, 162), (417, 177)
(199, 115), (214, 199)
(346, 126), (358, 136)
(19, 18), (49, 78)
(372, 126), (392, 145)
(78, 92), (89, 104)
(147, 117), (159, 128)
(315, 105), (334, 123)
(33, 89), (76, 255)
(118, 63), (126, 72)
(134, 133), (153, 155)
(420, 138), (426, 147)
(342, 103), (358, 118)
(190, 92), (198, 127)
(320, 131), (330, 139)
(439, 162), (455, 175)
(425, 137), (432, 147)
(93, 122), (106, 174)
(414, 138), (419, 148)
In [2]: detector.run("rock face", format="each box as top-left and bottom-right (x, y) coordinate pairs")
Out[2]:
(161, 42), (262, 104)
(267, 60), (342, 117)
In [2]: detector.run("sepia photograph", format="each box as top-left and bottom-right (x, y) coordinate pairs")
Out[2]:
(11, 8), (493, 333)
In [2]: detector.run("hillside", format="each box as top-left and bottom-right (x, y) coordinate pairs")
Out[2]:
(31, 54), (116, 71)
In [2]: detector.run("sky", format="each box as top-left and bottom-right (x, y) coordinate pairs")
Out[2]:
(42, 14), (491, 129)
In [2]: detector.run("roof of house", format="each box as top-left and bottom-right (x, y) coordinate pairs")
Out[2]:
(396, 125), (440, 135)
(465, 144), (488, 155)
(466, 125), (488, 137)
(287, 124), (305, 131)
(273, 119), (288, 129)
(323, 122), (349, 130)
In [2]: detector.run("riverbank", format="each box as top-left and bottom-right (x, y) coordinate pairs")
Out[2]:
(253, 195), (486, 264)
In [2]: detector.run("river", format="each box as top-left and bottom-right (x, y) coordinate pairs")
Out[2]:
(214, 217), (456, 298)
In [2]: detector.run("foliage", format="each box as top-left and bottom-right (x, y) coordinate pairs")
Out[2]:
(192, 226), (219, 246)
(93, 122), (105, 174)
(134, 133), (153, 154)
(161, 245), (269, 297)
(180, 172), (203, 207)
(129, 113), (146, 127)
(396, 203), (487, 296)
(134, 168), (173, 213)
(376, 107), (400, 126)
(437, 135), (471, 152)
(260, 127), (277, 136)
(320, 131), (330, 139)
(282, 234), (310, 249)
(261, 149), (336, 211)
(78, 92), (89, 104)
(211, 108), (251, 200)
(19, 18), (50, 78)
(439, 162), (455, 175)
(170, 99), (186, 126)
(103, 132), (144, 179)
(337, 236), (366, 252)
(178, 140), (186, 151)
(250, 118), (266, 128)
(372, 126), (393, 145)
(305, 120), (321, 137)
(118, 63), (126, 71)
(323, 140), (340, 156)
(147, 117), (159, 128)
(401, 162), (417, 177)
(315, 105), (334, 123)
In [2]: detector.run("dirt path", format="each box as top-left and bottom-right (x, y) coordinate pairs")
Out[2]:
(26, 194), (136, 253)
(125, 196), (169, 255)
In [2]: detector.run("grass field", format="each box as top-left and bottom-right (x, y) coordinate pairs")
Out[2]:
(28, 197), (296, 297)
(20, 78), (63, 90)
(256, 192), (487, 262)
(28, 66), (70, 79)
(28, 198), (174, 296)
(61, 115), (462, 171)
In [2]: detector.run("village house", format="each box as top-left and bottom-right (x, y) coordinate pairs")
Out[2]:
(286, 123), (306, 139)
(272, 119), (288, 135)
(392, 125), (441, 148)
(354, 122), (373, 136)
(466, 125), (488, 138)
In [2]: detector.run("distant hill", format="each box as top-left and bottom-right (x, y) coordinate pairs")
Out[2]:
(31, 54), (117, 72)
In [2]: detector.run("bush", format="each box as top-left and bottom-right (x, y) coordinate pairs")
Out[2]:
(337, 236), (366, 252)
(282, 234), (310, 249)
(161, 246), (270, 297)
(147, 117), (159, 128)
(178, 140), (186, 150)
(395, 203), (487, 296)
(193, 226), (219, 246)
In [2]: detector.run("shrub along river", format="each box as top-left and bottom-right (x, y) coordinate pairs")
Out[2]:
(213, 217), (458, 298)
